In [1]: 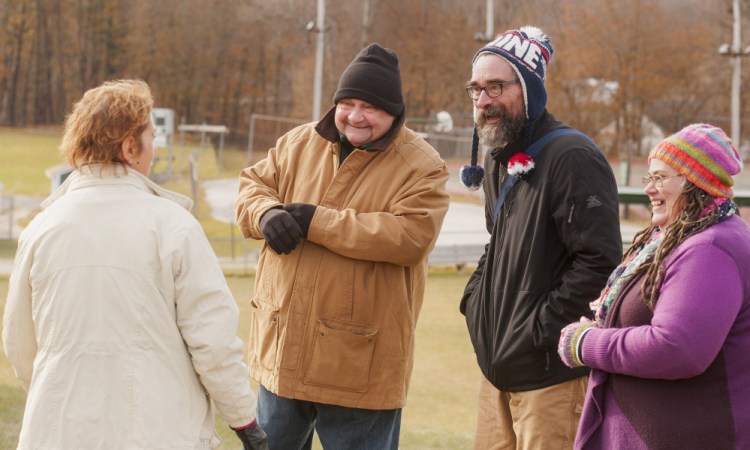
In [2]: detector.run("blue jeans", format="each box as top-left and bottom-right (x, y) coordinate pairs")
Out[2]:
(257, 385), (402, 450)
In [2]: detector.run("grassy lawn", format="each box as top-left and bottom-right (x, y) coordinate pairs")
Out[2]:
(0, 241), (17, 260)
(0, 272), (479, 449)
(0, 127), (249, 198)
(0, 127), (263, 257)
(0, 127), (65, 196)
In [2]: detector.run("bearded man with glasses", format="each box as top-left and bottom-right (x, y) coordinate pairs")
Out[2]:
(459, 26), (623, 449)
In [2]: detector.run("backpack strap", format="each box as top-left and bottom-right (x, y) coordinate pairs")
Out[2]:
(492, 129), (590, 222)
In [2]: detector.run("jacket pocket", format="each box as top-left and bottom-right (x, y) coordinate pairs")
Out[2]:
(303, 319), (378, 392)
(249, 298), (280, 372)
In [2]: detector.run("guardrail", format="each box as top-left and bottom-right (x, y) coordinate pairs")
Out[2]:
(428, 243), (486, 268)
(618, 186), (750, 206)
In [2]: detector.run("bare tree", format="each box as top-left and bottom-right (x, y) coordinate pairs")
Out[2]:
(0, 0), (741, 153)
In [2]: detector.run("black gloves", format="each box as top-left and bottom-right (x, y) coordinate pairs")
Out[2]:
(259, 204), (316, 254)
(259, 207), (302, 254)
(282, 203), (317, 238)
(232, 420), (269, 450)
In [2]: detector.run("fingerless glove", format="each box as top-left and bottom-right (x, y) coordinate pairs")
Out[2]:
(558, 318), (596, 368)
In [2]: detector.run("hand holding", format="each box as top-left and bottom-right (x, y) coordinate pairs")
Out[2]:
(558, 317), (596, 368)
(232, 420), (269, 450)
(259, 208), (302, 254)
(282, 203), (317, 238)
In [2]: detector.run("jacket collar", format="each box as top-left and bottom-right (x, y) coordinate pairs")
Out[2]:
(41, 164), (193, 211)
(314, 105), (406, 152)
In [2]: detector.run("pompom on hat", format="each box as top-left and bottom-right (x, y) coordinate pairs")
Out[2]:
(333, 43), (404, 117)
(461, 26), (555, 190)
(649, 123), (743, 199)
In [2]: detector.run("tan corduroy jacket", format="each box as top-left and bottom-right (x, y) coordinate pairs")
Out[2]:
(235, 112), (450, 409)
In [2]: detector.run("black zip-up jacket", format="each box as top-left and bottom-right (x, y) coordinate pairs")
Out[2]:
(460, 111), (622, 391)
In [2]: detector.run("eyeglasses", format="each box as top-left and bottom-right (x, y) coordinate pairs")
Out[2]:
(465, 80), (519, 100)
(641, 174), (683, 187)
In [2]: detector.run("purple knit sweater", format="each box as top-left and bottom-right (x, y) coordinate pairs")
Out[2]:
(575, 215), (750, 450)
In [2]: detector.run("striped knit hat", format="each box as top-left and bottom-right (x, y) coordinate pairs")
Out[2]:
(472, 26), (554, 125)
(649, 123), (742, 198)
(461, 26), (554, 190)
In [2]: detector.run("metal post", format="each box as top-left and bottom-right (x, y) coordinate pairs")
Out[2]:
(311, 0), (326, 121)
(247, 113), (256, 165)
(731, 0), (741, 152)
(485, 0), (494, 40)
(475, 0), (494, 41)
(361, 0), (370, 46)
(189, 152), (199, 217)
(179, 116), (186, 170)
(218, 132), (225, 171)
(720, 0), (749, 158)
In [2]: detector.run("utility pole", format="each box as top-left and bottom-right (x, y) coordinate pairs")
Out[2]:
(474, 0), (494, 42)
(310, 0), (326, 121)
(362, 0), (370, 47)
(719, 0), (750, 158)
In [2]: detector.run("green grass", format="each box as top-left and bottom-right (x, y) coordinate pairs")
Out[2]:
(0, 127), (250, 198)
(0, 127), (263, 257)
(0, 241), (17, 260)
(0, 127), (65, 196)
(0, 384), (25, 449)
(0, 273), (478, 449)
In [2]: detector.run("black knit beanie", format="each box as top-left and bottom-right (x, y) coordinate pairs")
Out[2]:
(333, 43), (404, 117)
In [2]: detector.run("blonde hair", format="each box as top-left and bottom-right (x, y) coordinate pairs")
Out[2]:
(60, 79), (153, 169)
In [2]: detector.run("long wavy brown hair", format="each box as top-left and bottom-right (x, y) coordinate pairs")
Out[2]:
(625, 181), (737, 310)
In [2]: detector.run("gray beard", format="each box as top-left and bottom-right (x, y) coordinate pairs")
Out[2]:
(474, 104), (526, 148)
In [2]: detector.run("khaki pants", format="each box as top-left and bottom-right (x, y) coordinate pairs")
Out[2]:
(473, 375), (587, 450)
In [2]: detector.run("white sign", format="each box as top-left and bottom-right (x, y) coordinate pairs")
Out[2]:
(152, 108), (175, 148)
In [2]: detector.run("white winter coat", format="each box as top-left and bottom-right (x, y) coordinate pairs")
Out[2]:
(3, 165), (257, 449)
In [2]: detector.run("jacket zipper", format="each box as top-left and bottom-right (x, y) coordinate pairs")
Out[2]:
(505, 199), (515, 218)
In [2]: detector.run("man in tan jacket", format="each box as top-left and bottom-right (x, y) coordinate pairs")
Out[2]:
(235, 43), (450, 449)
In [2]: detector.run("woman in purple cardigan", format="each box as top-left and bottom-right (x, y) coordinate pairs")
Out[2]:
(558, 123), (750, 450)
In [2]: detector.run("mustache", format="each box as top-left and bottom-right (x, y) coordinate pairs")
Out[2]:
(474, 103), (506, 125)
(474, 103), (526, 148)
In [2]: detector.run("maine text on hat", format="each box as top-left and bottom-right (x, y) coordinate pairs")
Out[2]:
(490, 31), (549, 78)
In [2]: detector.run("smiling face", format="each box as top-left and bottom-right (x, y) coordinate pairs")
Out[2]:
(469, 54), (526, 148)
(645, 158), (686, 228)
(334, 98), (396, 147)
